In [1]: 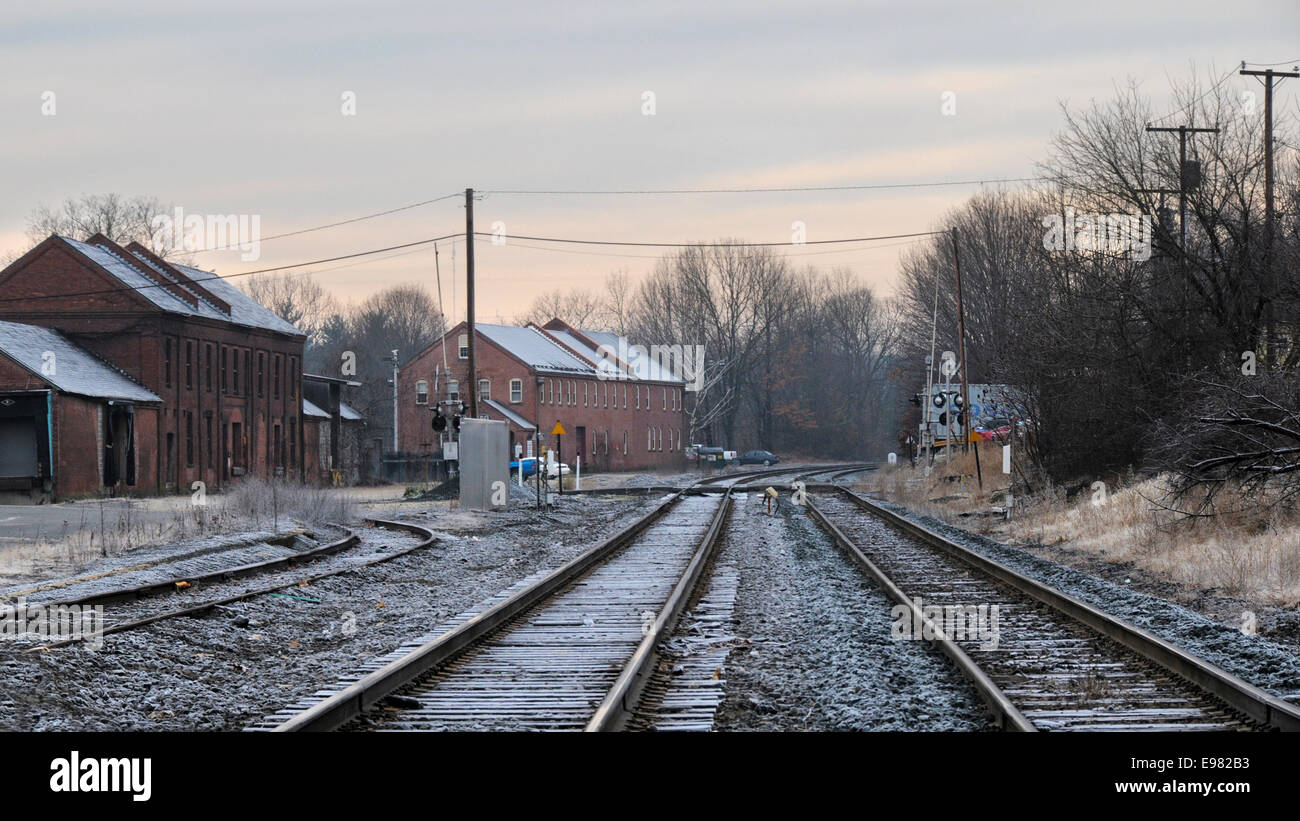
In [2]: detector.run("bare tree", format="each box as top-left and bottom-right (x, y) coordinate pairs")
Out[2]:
(242, 271), (338, 344)
(22, 193), (183, 259)
(1151, 371), (1300, 517)
(523, 287), (606, 329)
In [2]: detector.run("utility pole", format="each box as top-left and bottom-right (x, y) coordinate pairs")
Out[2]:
(1144, 123), (1220, 252)
(951, 229), (972, 454)
(1240, 63), (1299, 365)
(389, 349), (399, 452)
(1142, 123), (1218, 366)
(465, 188), (479, 419)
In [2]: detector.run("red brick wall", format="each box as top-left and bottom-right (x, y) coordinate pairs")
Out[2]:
(0, 237), (306, 493)
(398, 328), (687, 473)
(51, 395), (101, 497)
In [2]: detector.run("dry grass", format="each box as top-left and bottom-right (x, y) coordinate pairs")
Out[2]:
(863, 451), (1300, 608)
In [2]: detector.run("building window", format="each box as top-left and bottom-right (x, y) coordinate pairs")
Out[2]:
(415, 380), (428, 404)
(478, 379), (490, 401)
(622, 385), (627, 408)
(289, 357), (297, 398)
(232, 350), (240, 396)
(510, 378), (523, 403)
(603, 383), (608, 407)
(221, 347), (228, 394)
(447, 380), (459, 402)
(185, 340), (193, 389)
(622, 431), (628, 455)
(185, 412), (194, 467)
(206, 414), (214, 469)
(663, 387), (667, 410)
(603, 430), (609, 455)
(244, 351), (251, 396)
(458, 334), (469, 359)
(205, 344), (213, 392)
(257, 352), (265, 397)
(273, 354), (282, 399)
(635, 385), (640, 409)
(164, 338), (172, 388)
(289, 418), (296, 465)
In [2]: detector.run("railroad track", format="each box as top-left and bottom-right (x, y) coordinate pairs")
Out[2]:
(805, 487), (1300, 732)
(262, 467), (817, 731)
(4, 520), (437, 651)
(716, 462), (874, 492)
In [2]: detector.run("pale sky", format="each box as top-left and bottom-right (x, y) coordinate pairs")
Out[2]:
(3, 0), (1296, 322)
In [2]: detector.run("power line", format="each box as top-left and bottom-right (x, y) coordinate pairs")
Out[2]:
(1147, 66), (1238, 126)
(482, 178), (1042, 196)
(493, 235), (930, 261)
(189, 191), (463, 253)
(1244, 58), (1300, 67)
(470, 230), (941, 247)
(0, 233), (462, 305)
(4, 226), (932, 307)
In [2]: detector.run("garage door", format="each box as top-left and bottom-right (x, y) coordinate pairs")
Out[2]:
(0, 417), (38, 477)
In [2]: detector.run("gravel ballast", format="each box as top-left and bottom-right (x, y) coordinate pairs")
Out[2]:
(713, 494), (993, 731)
(0, 495), (661, 731)
(865, 493), (1300, 702)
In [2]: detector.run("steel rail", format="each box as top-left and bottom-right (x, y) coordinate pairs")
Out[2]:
(20, 519), (435, 652)
(816, 487), (1300, 731)
(273, 491), (688, 731)
(1, 527), (358, 618)
(586, 485), (734, 731)
(804, 494), (1034, 731)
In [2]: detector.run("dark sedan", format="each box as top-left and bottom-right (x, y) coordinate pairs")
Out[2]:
(738, 450), (779, 466)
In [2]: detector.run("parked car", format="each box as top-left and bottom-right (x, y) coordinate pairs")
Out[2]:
(738, 450), (779, 466)
(975, 417), (1014, 441)
(510, 457), (571, 479)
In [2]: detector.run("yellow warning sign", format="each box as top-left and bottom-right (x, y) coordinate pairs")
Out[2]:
(551, 421), (567, 435)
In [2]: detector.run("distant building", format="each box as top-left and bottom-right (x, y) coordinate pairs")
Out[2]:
(0, 234), (361, 501)
(397, 319), (687, 472)
(303, 373), (365, 486)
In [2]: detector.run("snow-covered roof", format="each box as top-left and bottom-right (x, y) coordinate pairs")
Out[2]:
(544, 329), (625, 377)
(302, 397), (330, 419)
(169, 260), (302, 336)
(58, 236), (302, 337)
(577, 329), (686, 383)
(339, 401), (362, 421)
(482, 398), (536, 430)
(0, 320), (161, 403)
(477, 323), (594, 374)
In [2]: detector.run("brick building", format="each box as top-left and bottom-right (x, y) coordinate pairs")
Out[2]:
(303, 373), (365, 486)
(397, 319), (687, 472)
(0, 233), (318, 499)
(0, 321), (162, 502)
